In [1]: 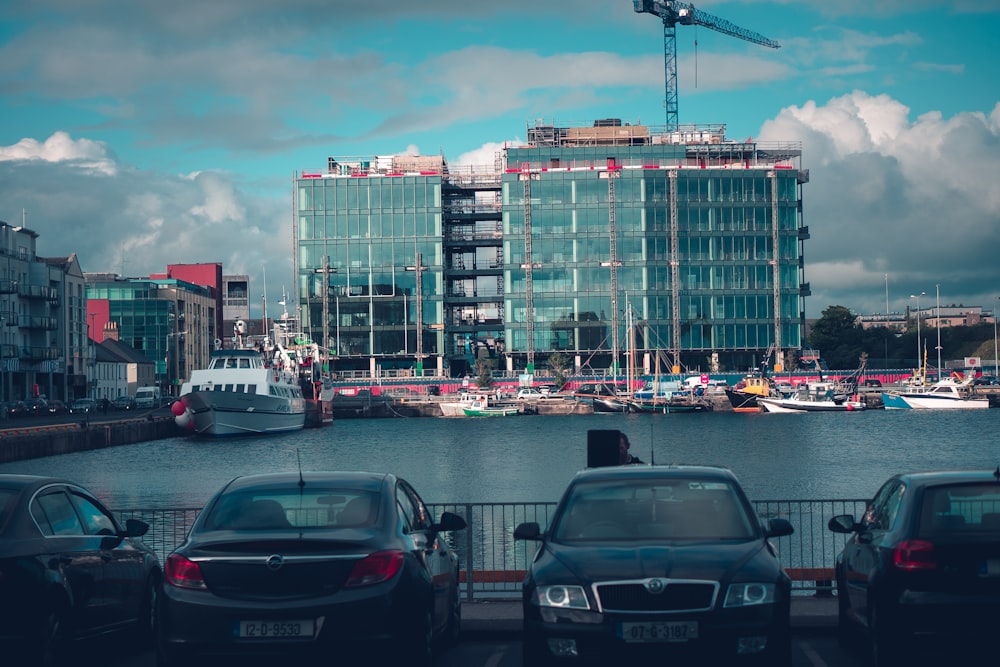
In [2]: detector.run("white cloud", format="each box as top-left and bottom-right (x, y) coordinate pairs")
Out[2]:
(0, 131), (117, 176)
(759, 91), (1000, 317)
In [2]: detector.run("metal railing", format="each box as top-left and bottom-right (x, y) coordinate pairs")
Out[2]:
(116, 498), (867, 600)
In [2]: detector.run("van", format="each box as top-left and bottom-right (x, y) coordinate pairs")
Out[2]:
(134, 386), (161, 409)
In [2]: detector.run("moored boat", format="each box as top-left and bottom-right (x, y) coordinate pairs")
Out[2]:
(881, 374), (989, 410)
(172, 348), (306, 436)
(462, 396), (519, 417)
(724, 375), (776, 413)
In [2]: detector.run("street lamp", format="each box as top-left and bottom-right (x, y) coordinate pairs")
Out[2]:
(405, 253), (427, 376)
(910, 292), (925, 375)
(935, 284), (942, 379)
(314, 257), (337, 361)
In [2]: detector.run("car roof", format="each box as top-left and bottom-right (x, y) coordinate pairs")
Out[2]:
(219, 470), (393, 494)
(0, 474), (73, 492)
(571, 464), (740, 484)
(893, 469), (1000, 488)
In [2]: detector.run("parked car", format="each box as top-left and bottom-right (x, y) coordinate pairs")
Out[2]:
(974, 375), (997, 386)
(1, 400), (28, 418)
(537, 384), (558, 397)
(46, 399), (68, 415)
(69, 398), (97, 414)
(0, 474), (161, 665)
(22, 398), (49, 416)
(517, 387), (544, 400)
(572, 382), (619, 397)
(828, 469), (1000, 664)
(112, 395), (137, 411)
(863, 378), (883, 388)
(514, 464), (795, 665)
(157, 471), (467, 665)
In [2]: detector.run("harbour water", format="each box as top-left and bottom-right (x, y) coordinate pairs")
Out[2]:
(3, 409), (1000, 510)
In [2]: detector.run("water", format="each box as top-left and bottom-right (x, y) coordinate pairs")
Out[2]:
(4, 410), (1000, 510)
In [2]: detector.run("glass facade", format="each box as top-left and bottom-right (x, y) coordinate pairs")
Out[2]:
(295, 125), (808, 376)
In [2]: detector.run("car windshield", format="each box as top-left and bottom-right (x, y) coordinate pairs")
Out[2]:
(203, 489), (380, 531)
(919, 483), (1000, 535)
(553, 478), (755, 541)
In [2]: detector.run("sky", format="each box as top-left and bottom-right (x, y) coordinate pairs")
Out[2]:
(0, 0), (998, 321)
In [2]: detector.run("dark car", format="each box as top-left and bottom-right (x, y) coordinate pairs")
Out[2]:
(514, 465), (795, 665)
(863, 378), (883, 388)
(157, 471), (467, 666)
(69, 397), (97, 414)
(0, 474), (161, 665)
(46, 399), (68, 415)
(22, 398), (48, 416)
(828, 469), (1000, 664)
(112, 395), (137, 411)
(1, 400), (28, 418)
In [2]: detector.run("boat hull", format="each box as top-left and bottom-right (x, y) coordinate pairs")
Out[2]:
(592, 397), (628, 413)
(462, 407), (519, 417)
(724, 389), (765, 413)
(181, 391), (305, 436)
(882, 393), (989, 410)
(759, 398), (865, 413)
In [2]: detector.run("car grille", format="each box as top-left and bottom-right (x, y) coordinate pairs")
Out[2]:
(595, 580), (718, 613)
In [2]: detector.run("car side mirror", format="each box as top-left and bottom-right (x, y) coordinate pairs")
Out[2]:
(766, 517), (794, 538)
(433, 511), (467, 533)
(827, 514), (858, 534)
(125, 518), (150, 538)
(514, 522), (542, 541)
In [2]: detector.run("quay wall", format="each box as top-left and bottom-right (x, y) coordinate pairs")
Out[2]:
(0, 416), (177, 464)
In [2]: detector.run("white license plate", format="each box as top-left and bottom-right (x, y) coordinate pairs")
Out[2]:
(619, 621), (698, 643)
(234, 619), (315, 639)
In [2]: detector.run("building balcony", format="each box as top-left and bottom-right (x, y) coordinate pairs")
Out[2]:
(18, 315), (58, 330)
(21, 346), (60, 361)
(1, 343), (17, 359)
(0, 280), (17, 294)
(17, 284), (58, 301)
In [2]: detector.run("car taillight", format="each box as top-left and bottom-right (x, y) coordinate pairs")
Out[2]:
(893, 539), (937, 570)
(344, 550), (405, 588)
(165, 553), (208, 589)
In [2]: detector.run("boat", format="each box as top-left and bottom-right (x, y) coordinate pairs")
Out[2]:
(725, 375), (776, 412)
(171, 318), (307, 436)
(758, 387), (866, 413)
(881, 374), (989, 410)
(592, 397), (630, 413)
(440, 392), (493, 417)
(630, 395), (713, 413)
(462, 397), (519, 417)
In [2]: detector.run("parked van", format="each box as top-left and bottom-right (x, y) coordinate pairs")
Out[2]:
(134, 386), (161, 409)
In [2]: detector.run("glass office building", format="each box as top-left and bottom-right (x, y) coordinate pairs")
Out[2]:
(294, 120), (809, 378)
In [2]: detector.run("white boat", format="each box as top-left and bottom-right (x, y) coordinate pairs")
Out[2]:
(440, 392), (494, 417)
(462, 397), (519, 417)
(172, 346), (306, 436)
(758, 380), (865, 413)
(881, 375), (989, 410)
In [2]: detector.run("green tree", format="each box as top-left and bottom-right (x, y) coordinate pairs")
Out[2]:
(808, 305), (865, 370)
(547, 352), (570, 388)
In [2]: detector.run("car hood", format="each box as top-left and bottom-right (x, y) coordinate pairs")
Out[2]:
(540, 539), (776, 583)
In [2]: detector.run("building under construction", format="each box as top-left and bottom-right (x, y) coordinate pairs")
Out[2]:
(293, 118), (809, 379)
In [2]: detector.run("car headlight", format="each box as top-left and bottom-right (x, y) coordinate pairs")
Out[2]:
(723, 583), (775, 608)
(533, 585), (591, 610)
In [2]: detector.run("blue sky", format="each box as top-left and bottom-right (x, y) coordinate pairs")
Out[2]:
(0, 0), (998, 321)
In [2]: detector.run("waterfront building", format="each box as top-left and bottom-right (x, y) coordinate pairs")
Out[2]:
(94, 328), (156, 401)
(85, 273), (215, 395)
(222, 274), (250, 322)
(0, 221), (89, 404)
(294, 120), (810, 378)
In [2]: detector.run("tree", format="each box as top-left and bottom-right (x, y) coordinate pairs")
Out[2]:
(547, 352), (570, 388)
(808, 305), (864, 370)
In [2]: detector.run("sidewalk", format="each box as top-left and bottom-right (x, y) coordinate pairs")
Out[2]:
(461, 595), (837, 637)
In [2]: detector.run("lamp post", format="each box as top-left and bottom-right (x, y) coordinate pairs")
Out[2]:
(935, 284), (942, 379)
(884, 274), (889, 367)
(405, 253), (427, 376)
(314, 257), (337, 362)
(910, 291), (925, 373)
(994, 295), (998, 380)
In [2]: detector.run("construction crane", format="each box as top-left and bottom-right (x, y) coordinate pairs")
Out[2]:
(632, 0), (780, 130)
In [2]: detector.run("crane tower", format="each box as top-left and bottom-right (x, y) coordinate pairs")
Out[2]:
(632, 0), (780, 130)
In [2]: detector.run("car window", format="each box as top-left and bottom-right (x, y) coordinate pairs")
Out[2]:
(919, 484), (1000, 534)
(203, 489), (379, 530)
(396, 481), (431, 531)
(864, 480), (904, 531)
(0, 489), (17, 532)
(31, 490), (85, 536)
(554, 479), (754, 541)
(70, 492), (118, 536)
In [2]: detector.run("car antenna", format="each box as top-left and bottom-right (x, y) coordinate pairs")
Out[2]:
(297, 449), (305, 491)
(994, 465), (999, 483)
(648, 422), (655, 465)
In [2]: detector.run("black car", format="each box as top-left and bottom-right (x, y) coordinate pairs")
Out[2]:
(828, 469), (1000, 665)
(112, 395), (137, 411)
(0, 474), (161, 665)
(157, 471), (467, 666)
(514, 465), (794, 665)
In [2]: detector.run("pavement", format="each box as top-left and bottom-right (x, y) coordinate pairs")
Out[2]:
(461, 595), (837, 637)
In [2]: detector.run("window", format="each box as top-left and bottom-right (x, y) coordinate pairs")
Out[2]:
(70, 492), (117, 536)
(32, 490), (85, 536)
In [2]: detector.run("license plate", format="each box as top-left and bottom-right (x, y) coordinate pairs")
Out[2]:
(234, 620), (315, 639)
(619, 621), (698, 643)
